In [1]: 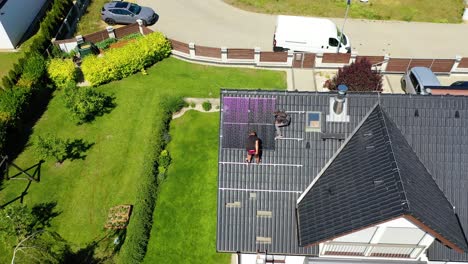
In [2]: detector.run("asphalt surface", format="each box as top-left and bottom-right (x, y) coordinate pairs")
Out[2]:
(139, 0), (468, 58)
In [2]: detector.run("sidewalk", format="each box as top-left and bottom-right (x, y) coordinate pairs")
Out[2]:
(288, 68), (468, 94)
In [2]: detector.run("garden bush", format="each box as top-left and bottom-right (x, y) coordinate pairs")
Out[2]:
(95, 38), (118, 50)
(16, 53), (46, 89)
(47, 59), (76, 89)
(63, 86), (113, 123)
(0, 87), (31, 126)
(323, 58), (383, 92)
(35, 134), (69, 163)
(120, 32), (143, 41)
(81, 32), (171, 86)
(202, 101), (212, 111)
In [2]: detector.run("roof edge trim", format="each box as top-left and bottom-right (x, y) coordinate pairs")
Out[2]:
(404, 214), (465, 254)
(296, 102), (379, 204)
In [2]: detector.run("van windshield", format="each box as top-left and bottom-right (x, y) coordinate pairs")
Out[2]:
(336, 27), (347, 46)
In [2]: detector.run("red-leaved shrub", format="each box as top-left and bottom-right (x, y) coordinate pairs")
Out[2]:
(324, 58), (383, 92)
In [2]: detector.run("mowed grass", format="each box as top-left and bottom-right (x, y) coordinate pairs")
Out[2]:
(143, 111), (228, 264)
(0, 57), (285, 263)
(224, 0), (465, 23)
(76, 0), (138, 35)
(0, 52), (22, 78)
(76, 0), (110, 35)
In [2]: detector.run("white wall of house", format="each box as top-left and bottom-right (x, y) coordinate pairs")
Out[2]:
(320, 217), (435, 261)
(0, 21), (13, 49)
(0, 0), (47, 49)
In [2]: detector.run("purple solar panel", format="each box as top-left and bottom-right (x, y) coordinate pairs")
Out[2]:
(250, 98), (276, 124)
(222, 97), (276, 150)
(223, 97), (250, 123)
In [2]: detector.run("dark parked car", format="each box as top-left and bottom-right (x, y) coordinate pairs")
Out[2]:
(101, 1), (157, 26)
(450, 81), (468, 88)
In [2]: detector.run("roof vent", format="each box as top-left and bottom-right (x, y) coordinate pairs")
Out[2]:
(374, 180), (384, 186)
(327, 85), (350, 122)
(256, 236), (272, 244)
(455, 111), (460, 118)
(414, 109), (419, 117)
(333, 85), (348, 115)
(226, 201), (241, 208)
(257, 210), (273, 218)
(305, 142), (310, 149)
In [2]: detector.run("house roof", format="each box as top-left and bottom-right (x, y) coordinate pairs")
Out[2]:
(296, 104), (468, 252)
(217, 90), (468, 261)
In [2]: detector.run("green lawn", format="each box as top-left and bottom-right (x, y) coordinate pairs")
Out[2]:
(76, 0), (110, 35)
(0, 57), (285, 263)
(143, 111), (228, 264)
(224, 0), (465, 23)
(0, 52), (22, 79)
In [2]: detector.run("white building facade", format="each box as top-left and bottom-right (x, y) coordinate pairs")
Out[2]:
(0, 0), (47, 49)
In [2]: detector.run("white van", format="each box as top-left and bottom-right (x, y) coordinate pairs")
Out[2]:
(273, 15), (351, 54)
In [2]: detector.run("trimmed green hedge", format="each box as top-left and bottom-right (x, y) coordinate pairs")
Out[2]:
(119, 97), (184, 263)
(0, 87), (32, 153)
(47, 58), (76, 89)
(81, 32), (171, 86)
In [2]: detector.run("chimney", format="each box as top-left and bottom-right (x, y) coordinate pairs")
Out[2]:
(326, 84), (350, 123)
(333, 84), (348, 115)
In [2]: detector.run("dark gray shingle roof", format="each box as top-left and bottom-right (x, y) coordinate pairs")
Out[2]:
(296, 104), (468, 252)
(217, 90), (468, 261)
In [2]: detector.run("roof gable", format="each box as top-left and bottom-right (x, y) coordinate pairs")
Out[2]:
(297, 104), (468, 252)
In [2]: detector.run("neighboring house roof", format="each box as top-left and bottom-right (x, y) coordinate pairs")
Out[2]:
(296, 104), (468, 253)
(217, 90), (468, 262)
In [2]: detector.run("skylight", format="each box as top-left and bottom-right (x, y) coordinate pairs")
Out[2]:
(306, 112), (321, 132)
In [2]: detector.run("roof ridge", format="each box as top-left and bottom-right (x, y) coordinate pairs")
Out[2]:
(378, 106), (411, 213)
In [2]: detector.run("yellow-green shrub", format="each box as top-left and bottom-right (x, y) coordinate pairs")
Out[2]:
(47, 58), (76, 89)
(81, 32), (171, 86)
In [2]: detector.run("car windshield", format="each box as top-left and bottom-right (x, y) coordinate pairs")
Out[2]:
(336, 27), (347, 46)
(128, 3), (141, 14)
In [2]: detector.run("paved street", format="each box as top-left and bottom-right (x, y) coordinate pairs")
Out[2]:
(139, 0), (468, 58)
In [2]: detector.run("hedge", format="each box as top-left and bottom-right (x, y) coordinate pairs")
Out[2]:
(47, 58), (76, 89)
(0, 0), (72, 154)
(118, 97), (184, 263)
(16, 53), (46, 89)
(0, 87), (31, 153)
(81, 32), (171, 86)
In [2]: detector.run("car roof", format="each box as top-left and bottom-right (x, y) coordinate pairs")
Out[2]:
(451, 81), (468, 86)
(410, 67), (441, 86)
(105, 1), (129, 9)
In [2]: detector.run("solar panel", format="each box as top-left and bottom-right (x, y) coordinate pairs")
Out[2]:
(222, 97), (276, 150)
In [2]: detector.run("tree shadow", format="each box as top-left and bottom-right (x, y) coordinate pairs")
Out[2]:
(66, 139), (94, 161)
(76, 93), (117, 125)
(5, 88), (53, 161)
(62, 243), (103, 264)
(31, 201), (61, 229)
(61, 229), (124, 264)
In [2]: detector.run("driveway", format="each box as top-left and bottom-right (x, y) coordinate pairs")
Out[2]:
(139, 0), (468, 58)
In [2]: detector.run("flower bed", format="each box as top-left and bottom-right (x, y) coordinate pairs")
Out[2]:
(105, 204), (133, 229)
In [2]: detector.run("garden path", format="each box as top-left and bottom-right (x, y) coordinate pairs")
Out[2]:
(172, 98), (220, 119)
